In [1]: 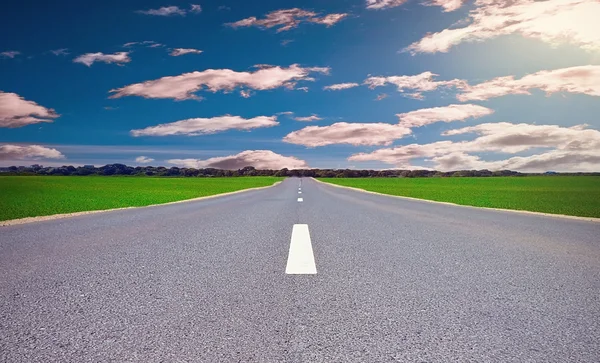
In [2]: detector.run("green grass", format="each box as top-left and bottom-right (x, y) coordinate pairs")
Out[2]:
(0, 176), (283, 221)
(319, 176), (600, 218)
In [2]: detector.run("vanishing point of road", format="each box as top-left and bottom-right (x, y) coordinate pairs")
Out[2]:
(1, 177), (599, 362)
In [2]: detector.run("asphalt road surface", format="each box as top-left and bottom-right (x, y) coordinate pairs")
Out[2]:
(1, 177), (599, 362)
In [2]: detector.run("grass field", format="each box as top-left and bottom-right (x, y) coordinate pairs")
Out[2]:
(0, 176), (283, 221)
(319, 176), (600, 218)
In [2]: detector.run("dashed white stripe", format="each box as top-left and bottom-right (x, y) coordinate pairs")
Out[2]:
(285, 224), (317, 274)
(297, 198), (303, 202)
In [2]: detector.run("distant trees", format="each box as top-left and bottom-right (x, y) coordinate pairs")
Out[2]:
(1, 164), (597, 178)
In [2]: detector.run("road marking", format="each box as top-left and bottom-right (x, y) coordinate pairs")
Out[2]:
(297, 198), (303, 202)
(298, 191), (302, 194)
(285, 224), (317, 274)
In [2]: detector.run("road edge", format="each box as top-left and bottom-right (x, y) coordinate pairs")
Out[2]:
(0, 180), (283, 227)
(311, 177), (600, 223)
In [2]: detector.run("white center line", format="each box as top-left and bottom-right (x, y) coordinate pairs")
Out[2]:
(297, 197), (303, 202)
(285, 224), (317, 274)
(298, 191), (302, 194)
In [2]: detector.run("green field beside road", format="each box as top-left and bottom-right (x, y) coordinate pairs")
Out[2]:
(319, 176), (600, 218)
(0, 176), (283, 222)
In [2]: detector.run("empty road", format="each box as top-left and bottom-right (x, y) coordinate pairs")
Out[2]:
(1, 177), (599, 362)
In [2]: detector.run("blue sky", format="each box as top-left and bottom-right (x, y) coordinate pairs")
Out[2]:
(1, 0), (599, 171)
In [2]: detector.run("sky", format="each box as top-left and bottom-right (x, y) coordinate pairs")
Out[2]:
(1, 0), (599, 171)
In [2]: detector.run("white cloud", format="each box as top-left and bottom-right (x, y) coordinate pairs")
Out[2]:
(240, 90), (252, 98)
(283, 122), (412, 147)
(364, 71), (466, 99)
(1, 51), (20, 59)
(376, 93), (388, 101)
(431, 150), (600, 172)
(457, 65), (600, 101)
(226, 8), (347, 32)
(169, 48), (203, 56)
(0, 144), (65, 160)
(0, 91), (60, 128)
(135, 156), (154, 163)
(136, 6), (187, 16)
(190, 4), (202, 13)
(50, 48), (69, 56)
(424, 0), (466, 12)
(349, 122), (600, 172)
(73, 52), (131, 67)
(168, 150), (309, 169)
(323, 82), (359, 91)
(365, 0), (408, 10)
(294, 115), (322, 122)
(443, 122), (600, 153)
(310, 13), (349, 26)
(109, 64), (329, 100)
(397, 104), (494, 127)
(130, 115), (279, 136)
(123, 41), (162, 48)
(405, 0), (600, 54)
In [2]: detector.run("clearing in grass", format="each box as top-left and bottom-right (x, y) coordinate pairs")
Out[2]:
(318, 176), (600, 218)
(0, 176), (283, 222)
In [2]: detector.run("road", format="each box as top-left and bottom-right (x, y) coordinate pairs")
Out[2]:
(1, 177), (599, 362)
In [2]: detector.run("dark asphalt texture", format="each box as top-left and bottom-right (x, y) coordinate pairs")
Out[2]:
(1, 177), (599, 362)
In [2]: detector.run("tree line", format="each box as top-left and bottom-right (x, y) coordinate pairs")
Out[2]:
(1, 164), (598, 177)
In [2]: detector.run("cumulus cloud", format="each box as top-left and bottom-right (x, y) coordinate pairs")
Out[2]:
(0, 91), (60, 128)
(432, 150), (600, 172)
(364, 71), (466, 99)
(226, 8), (347, 32)
(240, 90), (253, 98)
(130, 115), (279, 137)
(405, 0), (600, 54)
(283, 122), (412, 147)
(294, 115), (322, 122)
(168, 150), (309, 169)
(458, 65), (600, 101)
(376, 93), (389, 101)
(135, 156), (154, 163)
(323, 83), (359, 91)
(169, 48), (203, 56)
(0, 144), (65, 160)
(1, 51), (20, 58)
(397, 104), (494, 128)
(366, 0), (408, 9)
(136, 6), (187, 16)
(109, 64), (329, 100)
(443, 122), (600, 153)
(190, 4), (202, 13)
(73, 52), (131, 66)
(349, 122), (600, 172)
